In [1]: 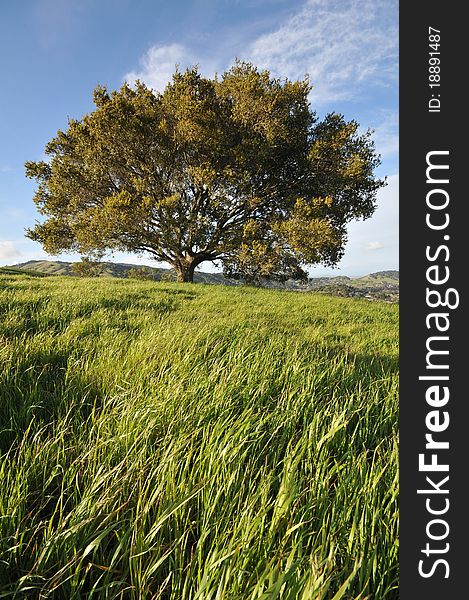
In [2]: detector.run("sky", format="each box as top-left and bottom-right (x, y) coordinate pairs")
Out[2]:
(0, 0), (398, 277)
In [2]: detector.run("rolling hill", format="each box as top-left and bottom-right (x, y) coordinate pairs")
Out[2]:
(8, 260), (399, 301)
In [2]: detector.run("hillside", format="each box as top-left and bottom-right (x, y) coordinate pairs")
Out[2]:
(9, 259), (228, 285)
(0, 274), (398, 598)
(0, 265), (47, 277)
(9, 260), (399, 301)
(306, 270), (399, 302)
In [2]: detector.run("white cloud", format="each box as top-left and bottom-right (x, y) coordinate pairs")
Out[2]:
(123, 44), (204, 92)
(123, 43), (224, 92)
(0, 241), (23, 261)
(245, 0), (398, 105)
(367, 241), (384, 250)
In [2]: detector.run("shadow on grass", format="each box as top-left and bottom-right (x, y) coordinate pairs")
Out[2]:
(0, 347), (104, 454)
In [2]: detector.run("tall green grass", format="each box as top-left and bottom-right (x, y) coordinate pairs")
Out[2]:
(0, 274), (398, 598)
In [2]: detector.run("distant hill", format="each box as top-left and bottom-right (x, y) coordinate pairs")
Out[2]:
(9, 260), (230, 285)
(309, 271), (399, 302)
(307, 271), (399, 302)
(7, 261), (399, 301)
(260, 270), (399, 301)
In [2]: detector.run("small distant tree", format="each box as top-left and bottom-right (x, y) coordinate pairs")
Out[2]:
(127, 266), (156, 280)
(25, 62), (385, 283)
(71, 257), (103, 277)
(160, 270), (177, 282)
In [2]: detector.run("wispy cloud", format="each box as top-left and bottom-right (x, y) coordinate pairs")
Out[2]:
(123, 0), (397, 107)
(0, 241), (23, 261)
(366, 241), (384, 251)
(245, 0), (398, 105)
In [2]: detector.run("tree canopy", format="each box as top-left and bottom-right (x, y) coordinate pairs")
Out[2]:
(26, 62), (385, 282)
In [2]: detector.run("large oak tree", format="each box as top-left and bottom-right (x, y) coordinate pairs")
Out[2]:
(26, 62), (384, 282)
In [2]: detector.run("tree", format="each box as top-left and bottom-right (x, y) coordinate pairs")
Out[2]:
(127, 266), (157, 280)
(25, 62), (385, 283)
(71, 257), (102, 277)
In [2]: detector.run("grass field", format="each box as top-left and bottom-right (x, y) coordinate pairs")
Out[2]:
(0, 274), (398, 599)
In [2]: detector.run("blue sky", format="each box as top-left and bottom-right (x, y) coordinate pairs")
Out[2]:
(0, 0), (398, 277)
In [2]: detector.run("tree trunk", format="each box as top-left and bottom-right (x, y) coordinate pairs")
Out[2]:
(175, 259), (196, 283)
